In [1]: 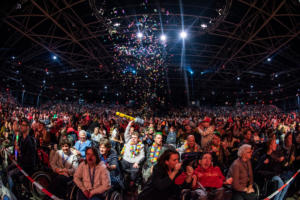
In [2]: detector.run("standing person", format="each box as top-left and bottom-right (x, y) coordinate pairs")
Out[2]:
(142, 132), (167, 182)
(7, 118), (37, 194)
(227, 144), (256, 200)
(49, 139), (78, 198)
(74, 147), (111, 200)
(197, 117), (215, 149)
(138, 149), (182, 200)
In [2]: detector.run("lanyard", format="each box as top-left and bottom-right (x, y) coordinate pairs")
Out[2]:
(88, 166), (96, 188)
(62, 152), (70, 166)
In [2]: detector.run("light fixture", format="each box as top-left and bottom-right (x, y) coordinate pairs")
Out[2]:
(160, 34), (166, 41)
(267, 58), (271, 62)
(180, 31), (187, 39)
(52, 55), (57, 60)
(137, 32), (143, 38)
(237, 76), (240, 80)
(201, 24), (207, 28)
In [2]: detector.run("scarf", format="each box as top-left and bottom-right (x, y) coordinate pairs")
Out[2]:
(183, 141), (200, 152)
(149, 143), (161, 163)
(121, 141), (143, 158)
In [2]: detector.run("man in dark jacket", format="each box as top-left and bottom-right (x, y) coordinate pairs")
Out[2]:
(7, 118), (37, 195)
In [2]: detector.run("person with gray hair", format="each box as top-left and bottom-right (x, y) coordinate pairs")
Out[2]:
(74, 130), (92, 158)
(227, 144), (256, 200)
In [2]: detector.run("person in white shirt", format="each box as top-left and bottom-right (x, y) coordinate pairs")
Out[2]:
(49, 139), (79, 198)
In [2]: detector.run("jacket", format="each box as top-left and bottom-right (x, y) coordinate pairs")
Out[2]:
(74, 161), (111, 197)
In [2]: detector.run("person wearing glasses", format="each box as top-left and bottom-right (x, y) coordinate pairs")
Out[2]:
(227, 144), (256, 200)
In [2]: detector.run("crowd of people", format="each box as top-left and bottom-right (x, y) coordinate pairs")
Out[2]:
(0, 94), (299, 200)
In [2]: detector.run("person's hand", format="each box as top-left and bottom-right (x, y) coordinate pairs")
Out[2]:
(224, 177), (233, 185)
(279, 156), (285, 162)
(247, 185), (254, 193)
(186, 166), (194, 177)
(174, 162), (182, 172)
(133, 163), (139, 168)
(264, 158), (269, 164)
(83, 190), (90, 198)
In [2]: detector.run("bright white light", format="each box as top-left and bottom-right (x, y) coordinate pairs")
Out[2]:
(201, 24), (207, 28)
(85, 74), (88, 78)
(267, 58), (271, 62)
(52, 55), (57, 60)
(180, 31), (187, 39)
(250, 84), (254, 89)
(43, 80), (46, 84)
(132, 70), (136, 74)
(12, 56), (16, 60)
(72, 82), (75, 86)
(190, 71), (194, 75)
(275, 74), (278, 78)
(160, 34), (167, 41)
(113, 23), (120, 27)
(237, 76), (240, 80)
(104, 85), (107, 89)
(137, 32), (143, 38)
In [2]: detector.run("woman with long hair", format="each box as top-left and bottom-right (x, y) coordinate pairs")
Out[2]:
(138, 149), (183, 200)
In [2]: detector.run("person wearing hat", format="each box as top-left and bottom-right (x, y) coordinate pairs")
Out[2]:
(196, 117), (215, 149)
(142, 132), (168, 182)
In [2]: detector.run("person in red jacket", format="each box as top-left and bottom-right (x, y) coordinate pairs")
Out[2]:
(194, 152), (232, 200)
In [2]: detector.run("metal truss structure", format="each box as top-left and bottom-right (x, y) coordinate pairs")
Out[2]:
(0, 0), (299, 105)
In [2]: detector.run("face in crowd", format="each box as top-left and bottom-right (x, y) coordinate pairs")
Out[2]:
(165, 153), (179, 171)
(154, 134), (163, 146)
(62, 144), (70, 154)
(187, 135), (196, 148)
(200, 153), (213, 169)
(86, 148), (96, 166)
(99, 144), (109, 155)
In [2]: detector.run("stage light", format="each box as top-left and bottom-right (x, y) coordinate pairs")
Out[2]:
(104, 85), (107, 89)
(237, 76), (240, 80)
(160, 34), (166, 41)
(12, 56), (16, 60)
(180, 31), (187, 39)
(278, 83), (281, 87)
(132, 70), (136, 74)
(267, 58), (271, 62)
(85, 74), (88, 78)
(201, 24), (207, 28)
(43, 80), (46, 84)
(72, 82), (75, 86)
(52, 55), (57, 60)
(190, 70), (194, 75)
(250, 84), (254, 89)
(114, 23), (120, 27)
(137, 32), (143, 38)
(275, 74), (278, 78)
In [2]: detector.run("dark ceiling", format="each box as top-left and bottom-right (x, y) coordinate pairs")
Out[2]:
(0, 0), (299, 106)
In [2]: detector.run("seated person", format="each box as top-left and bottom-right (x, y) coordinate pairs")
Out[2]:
(178, 134), (201, 153)
(99, 138), (123, 189)
(204, 131), (230, 171)
(91, 127), (102, 146)
(256, 138), (292, 200)
(227, 144), (256, 200)
(143, 132), (167, 182)
(138, 149), (183, 200)
(74, 130), (92, 159)
(194, 152), (232, 200)
(49, 139), (79, 198)
(74, 147), (111, 200)
(121, 123), (145, 187)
